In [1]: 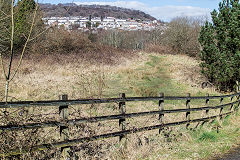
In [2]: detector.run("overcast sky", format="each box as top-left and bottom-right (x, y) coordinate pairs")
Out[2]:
(40, 0), (221, 21)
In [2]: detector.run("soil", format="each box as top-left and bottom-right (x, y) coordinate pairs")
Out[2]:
(213, 145), (240, 160)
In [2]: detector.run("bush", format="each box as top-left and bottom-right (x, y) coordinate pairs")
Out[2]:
(144, 44), (172, 54)
(162, 16), (203, 57)
(29, 28), (135, 65)
(199, 0), (240, 91)
(31, 28), (93, 55)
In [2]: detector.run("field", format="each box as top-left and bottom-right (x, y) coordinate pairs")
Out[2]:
(0, 52), (240, 159)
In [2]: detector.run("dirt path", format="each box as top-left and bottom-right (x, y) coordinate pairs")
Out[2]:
(214, 145), (240, 160)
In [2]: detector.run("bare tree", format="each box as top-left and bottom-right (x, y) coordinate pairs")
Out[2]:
(162, 16), (206, 57)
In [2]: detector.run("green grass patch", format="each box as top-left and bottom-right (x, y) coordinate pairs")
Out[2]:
(223, 115), (231, 126)
(198, 131), (218, 142)
(105, 54), (220, 104)
(119, 55), (189, 97)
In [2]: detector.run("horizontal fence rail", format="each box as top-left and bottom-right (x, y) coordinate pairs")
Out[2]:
(0, 92), (239, 157)
(1, 100), (239, 131)
(0, 93), (239, 109)
(0, 112), (233, 157)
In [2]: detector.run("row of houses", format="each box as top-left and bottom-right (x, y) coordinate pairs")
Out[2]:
(42, 16), (163, 31)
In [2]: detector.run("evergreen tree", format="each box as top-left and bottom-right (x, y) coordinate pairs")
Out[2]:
(14, 0), (36, 48)
(199, 0), (240, 91)
(0, 0), (39, 54)
(0, 0), (11, 53)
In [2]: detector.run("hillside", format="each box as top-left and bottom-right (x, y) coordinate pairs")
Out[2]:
(39, 3), (156, 21)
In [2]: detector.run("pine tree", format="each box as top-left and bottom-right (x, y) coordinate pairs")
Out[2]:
(199, 0), (240, 91)
(0, 0), (11, 54)
(0, 0), (38, 54)
(14, 0), (36, 49)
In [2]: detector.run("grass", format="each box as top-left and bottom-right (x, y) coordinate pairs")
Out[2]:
(106, 54), (210, 97)
(0, 52), (240, 159)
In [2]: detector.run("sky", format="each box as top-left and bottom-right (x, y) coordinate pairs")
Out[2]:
(40, 0), (221, 21)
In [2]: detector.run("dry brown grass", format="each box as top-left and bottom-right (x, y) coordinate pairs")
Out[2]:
(144, 44), (173, 55)
(162, 54), (209, 90)
(0, 52), (134, 101)
(0, 52), (238, 160)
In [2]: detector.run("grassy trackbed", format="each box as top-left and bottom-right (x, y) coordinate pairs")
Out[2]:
(1, 52), (240, 159)
(103, 53), (240, 159)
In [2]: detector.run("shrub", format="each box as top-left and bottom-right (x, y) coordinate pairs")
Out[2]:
(29, 28), (134, 65)
(199, 0), (240, 91)
(31, 28), (93, 55)
(162, 16), (203, 57)
(144, 44), (172, 54)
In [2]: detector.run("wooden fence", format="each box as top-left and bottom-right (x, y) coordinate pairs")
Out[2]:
(0, 92), (240, 158)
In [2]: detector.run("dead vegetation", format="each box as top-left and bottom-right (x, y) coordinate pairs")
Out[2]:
(163, 54), (209, 89)
(29, 28), (136, 66)
(1, 51), (237, 159)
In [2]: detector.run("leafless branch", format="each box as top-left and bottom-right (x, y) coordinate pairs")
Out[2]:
(29, 27), (50, 42)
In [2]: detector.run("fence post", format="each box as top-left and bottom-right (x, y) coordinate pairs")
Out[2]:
(159, 93), (164, 133)
(236, 95), (240, 112)
(205, 93), (210, 117)
(219, 96), (224, 120)
(119, 93), (126, 142)
(236, 94), (240, 112)
(230, 95), (234, 111)
(186, 93), (191, 129)
(236, 82), (240, 112)
(236, 81), (239, 93)
(59, 95), (70, 159)
(201, 93), (209, 127)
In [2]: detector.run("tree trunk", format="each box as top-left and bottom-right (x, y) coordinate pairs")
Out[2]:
(5, 80), (9, 102)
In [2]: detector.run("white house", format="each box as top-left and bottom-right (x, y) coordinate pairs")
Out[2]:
(42, 16), (162, 31)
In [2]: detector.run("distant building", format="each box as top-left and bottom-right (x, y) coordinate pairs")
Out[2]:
(42, 16), (163, 31)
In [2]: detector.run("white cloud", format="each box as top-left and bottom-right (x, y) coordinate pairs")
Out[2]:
(75, 1), (211, 21)
(75, 1), (146, 10)
(149, 6), (211, 21)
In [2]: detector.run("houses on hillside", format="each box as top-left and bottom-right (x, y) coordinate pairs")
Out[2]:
(42, 16), (164, 31)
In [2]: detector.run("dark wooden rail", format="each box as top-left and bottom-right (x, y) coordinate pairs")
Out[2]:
(0, 93), (239, 108)
(0, 92), (239, 157)
(0, 100), (239, 131)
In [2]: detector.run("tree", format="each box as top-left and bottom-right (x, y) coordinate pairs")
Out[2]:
(0, 0), (11, 54)
(0, 0), (39, 102)
(0, 0), (40, 54)
(14, 0), (36, 48)
(162, 16), (203, 57)
(199, 0), (240, 91)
